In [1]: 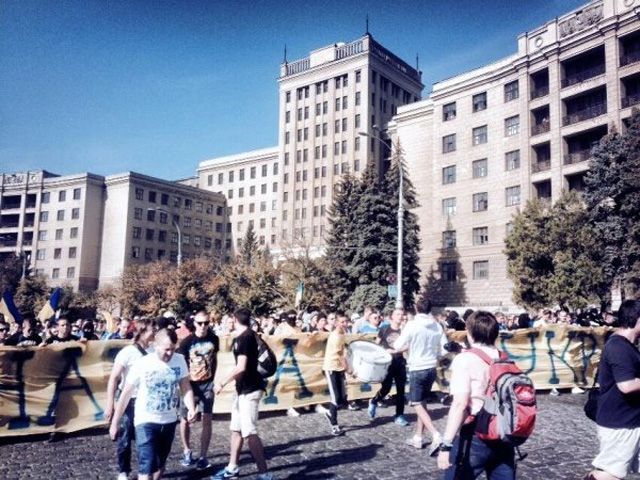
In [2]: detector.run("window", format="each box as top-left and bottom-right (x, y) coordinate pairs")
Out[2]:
(505, 150), (520, 171)
(134, 208), (143, 220)
(52, 268), (60, 279)
(147, 210), (155, 222)
(442, 230), (456, 248)
(173, 196), (181, 207)
(67, 267), (75, 279)
(218, 173), (223, 184)
(146, 228), (154, 241)
(132, 227), (141, 239)
(227, 189), (233, 199)
(442, 134), (456, 153)
(322, 101), (328, 114)
(58, 190), (66, 202)
(73, 188), (81, 200)
(57, 210), (64, 221)
(355, 91), (361, 106)
(158, 230), (167, 242)
(195, 201), (203, 213)
(159, 212), (168, 224)
(239, 187), (245, 198)
(38, 231), (47, 241)
(285, 132), (290, 144)
(472, 125), (488, 145)
(69, 247), (77, 259)
(342, 96), (347, 109)
(285, 111), (290, 123)
(183, 234), (190, 245)
(286, 91), (290, 103)
(53, 248), (61, 259)
(40, 211), (48, 222)
(442, 165), (456, 184)
(441, 262), (457, 281)
(335, 98), (341, 111)
(250, 166), (256, 179)
(442, 197), (457, 216)
(504, 81), (519, 102)
(148, 191), (156, 203)
(135, 188), (143, 200)
(443, 102), (456, 121)
(505, 115), (520, 136)
(42, 192), (50, 203)
(70, 227), (78, 239)
(184, 217), (191, 228)
(473, 260), (489, 279)
(36, 249), (46, 260)
(472, 159), (488, 178)
(55, 228), (63, 240)
(473, 227), (489, 245)
(472, 92), (487, 112)
(194, 235), (201, 247)
(131, 246), (140, 258)
(473, 192), (488, 212)
(355, 137), (360, 151)
(207, 175), (213, 186)
(161, 193), (169, 205)
(335, 119), (340, 134)
(506, 186), (521, 206)
(71, 208), (80, 219)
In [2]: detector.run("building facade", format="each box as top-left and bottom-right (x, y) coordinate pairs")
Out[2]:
(391, 0), (640, 308)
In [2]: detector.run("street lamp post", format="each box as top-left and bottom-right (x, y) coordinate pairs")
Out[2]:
(148, 208), (182, 267)
(359, 129), (404, 310)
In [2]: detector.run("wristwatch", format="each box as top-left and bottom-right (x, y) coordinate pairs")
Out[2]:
(439, 441), (453, 452)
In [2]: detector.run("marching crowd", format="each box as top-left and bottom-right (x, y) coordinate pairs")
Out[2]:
(1, 301), (639, 480)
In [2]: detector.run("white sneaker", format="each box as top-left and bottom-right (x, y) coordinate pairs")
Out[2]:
(315, 404), (328, 415)
(428, 432), (442, 457)
(287, 407), (301, 417)
(571, 386), (585, 394)
(117, 474), (128, 480)
(550, 387), (560, 396)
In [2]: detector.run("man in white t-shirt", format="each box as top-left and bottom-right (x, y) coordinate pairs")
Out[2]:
(110, 329), (196, 480)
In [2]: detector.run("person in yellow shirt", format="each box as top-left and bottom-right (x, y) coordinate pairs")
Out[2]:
(321, 311), (353, 436)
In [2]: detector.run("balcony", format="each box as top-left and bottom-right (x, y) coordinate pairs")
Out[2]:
(564, 150), (592, 165)
(532, 159), (551, 173)
(0, 239), (17, 247)
(531, 85), (549, 100)
(621, 50), (640, 67)
(561, 64), (606, 88)
(0, 221), (19, 229)
(531, 122), (550, 136)
(22, 238), (32, 246)
(622, 93), (640, 109)
(562, 103), (607, 126)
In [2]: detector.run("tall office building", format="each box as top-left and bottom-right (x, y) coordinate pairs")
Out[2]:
(390, 0), (640, 308)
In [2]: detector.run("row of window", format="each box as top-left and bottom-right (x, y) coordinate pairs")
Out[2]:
(133, 187), (219, 215)
(41, 188), (82, 204)
(442, 186), (521, 215)
(285, 71), (362, 103)
(441, 150), (521, 184)
(231, 201), (277, 215)
(39, 209), (81, 222)
(281, 224), (326, 240)
(210, 163), (278, 186)
(133, 229), (218, 247)
(442, 227), (490, 248)
(283, 186), (329, 203)
(133, 208), (224, 231)
(282, 160), (358, 185)
(442, 117), (520, 153)
(440, 260), (490, 281)
(282, 205), (327, 220)
(49, 267), (76, 279)
(236, 217), (277, 232)
(35, 247), (77, 260)
(442, 81), (519, 122)
(37, 227), (79, 241)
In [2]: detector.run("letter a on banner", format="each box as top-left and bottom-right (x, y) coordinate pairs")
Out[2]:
(264, 338), (313, 404)
(37, 346), (104, 426)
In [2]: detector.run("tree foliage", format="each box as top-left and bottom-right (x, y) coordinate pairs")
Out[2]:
(0, 255), (23, 294)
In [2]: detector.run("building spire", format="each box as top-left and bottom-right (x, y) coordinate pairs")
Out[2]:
(365, 14), (369, 35)
(416, 53), (419, 71)
(283, 44), (288, 63)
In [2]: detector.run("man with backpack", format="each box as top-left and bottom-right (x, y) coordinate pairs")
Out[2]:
(212, 308), (273, 480)
(436, 310), (536, 479)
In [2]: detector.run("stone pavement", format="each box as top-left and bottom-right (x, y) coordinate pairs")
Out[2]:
(0, 392), (637, 479)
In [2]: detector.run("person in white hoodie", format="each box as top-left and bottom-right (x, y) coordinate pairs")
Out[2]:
(393, 298), (446, 454)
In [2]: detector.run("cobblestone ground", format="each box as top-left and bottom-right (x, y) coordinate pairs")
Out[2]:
(0, 392), (637, 479)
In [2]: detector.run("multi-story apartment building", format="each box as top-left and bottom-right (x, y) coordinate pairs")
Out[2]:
(99, 172), (227, 286)
(0, 171), (105, 291)
(0, 170), (227, 291)
(198, 147), (280, 254)
(278, 34), (423, 247)
(390, 0), (640, 308)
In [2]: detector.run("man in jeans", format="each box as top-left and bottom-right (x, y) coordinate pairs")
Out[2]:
(212, 308), (272, 480)
(110, 329), (196, 480)
(368, 308), (409, 426)
(393, 298), (445, 453)
(586, 300), (640, 480)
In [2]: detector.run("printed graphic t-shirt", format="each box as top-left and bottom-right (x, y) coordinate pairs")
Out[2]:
(179, 331), (219, 383)
(127, 352), (188, 426)
(114, 344), (153, 397)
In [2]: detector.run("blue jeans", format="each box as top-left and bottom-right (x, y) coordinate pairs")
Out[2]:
(443, 423), (515, 480)
(135, 421), (177, 475)
(116, 399), (136, 474)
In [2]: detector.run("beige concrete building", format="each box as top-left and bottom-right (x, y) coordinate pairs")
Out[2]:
(99, 172), (227, 286)
(0, 171), (105, 291)
(198, 147), (280, 254)
(390, 0), (640, 308)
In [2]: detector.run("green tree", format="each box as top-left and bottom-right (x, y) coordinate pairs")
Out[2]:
(383, 140), (422, 310)
(0, 254), (23, 294)
(13, 275), (49, 316)
(239, 223), (259, 266)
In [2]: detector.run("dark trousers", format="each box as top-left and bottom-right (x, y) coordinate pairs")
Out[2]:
(325, 370), (347, 426)
(371, 358), (406, 417)
(116, 398), (136, 474)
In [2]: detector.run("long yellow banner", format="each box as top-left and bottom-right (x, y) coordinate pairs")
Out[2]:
(0, 325), (609, 437)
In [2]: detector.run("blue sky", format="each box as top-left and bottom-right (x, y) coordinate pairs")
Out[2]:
(0, 0), (585, 180)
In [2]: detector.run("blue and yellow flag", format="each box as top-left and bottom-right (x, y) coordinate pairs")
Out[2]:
(37, 287), (61, 322)
(0, 290), (22, 325)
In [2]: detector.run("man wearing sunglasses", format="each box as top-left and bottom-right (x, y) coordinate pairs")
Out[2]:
(0, 321), (10, 345)
(177, 310), (219, 470)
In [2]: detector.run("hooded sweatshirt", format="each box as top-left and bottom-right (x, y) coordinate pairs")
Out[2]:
(393, 313), (446, 371)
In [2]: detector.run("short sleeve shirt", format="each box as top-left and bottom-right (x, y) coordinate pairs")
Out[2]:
(114, 344), (152, 397)
(449, 346), (500, 415)
(232, 330), (264, 395)
(596, 334), (640, 428)
(127, 352), (188, 426)
(178, 332), (219, 383)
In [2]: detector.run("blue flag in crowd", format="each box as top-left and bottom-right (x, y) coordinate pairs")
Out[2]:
(37, 287), (62, 322)
(0, 290), (23, 325)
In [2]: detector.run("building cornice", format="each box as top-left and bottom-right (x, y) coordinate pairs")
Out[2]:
(105, 172), (225, 202)
(198, 147), (279, 171)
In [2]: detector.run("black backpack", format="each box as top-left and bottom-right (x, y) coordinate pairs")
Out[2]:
(255, 332), (278, 378)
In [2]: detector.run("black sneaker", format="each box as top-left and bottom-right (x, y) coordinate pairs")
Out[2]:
(196, 457), (211, 470)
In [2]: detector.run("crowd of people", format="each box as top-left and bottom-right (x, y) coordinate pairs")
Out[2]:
(0, 301), (637, 480)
